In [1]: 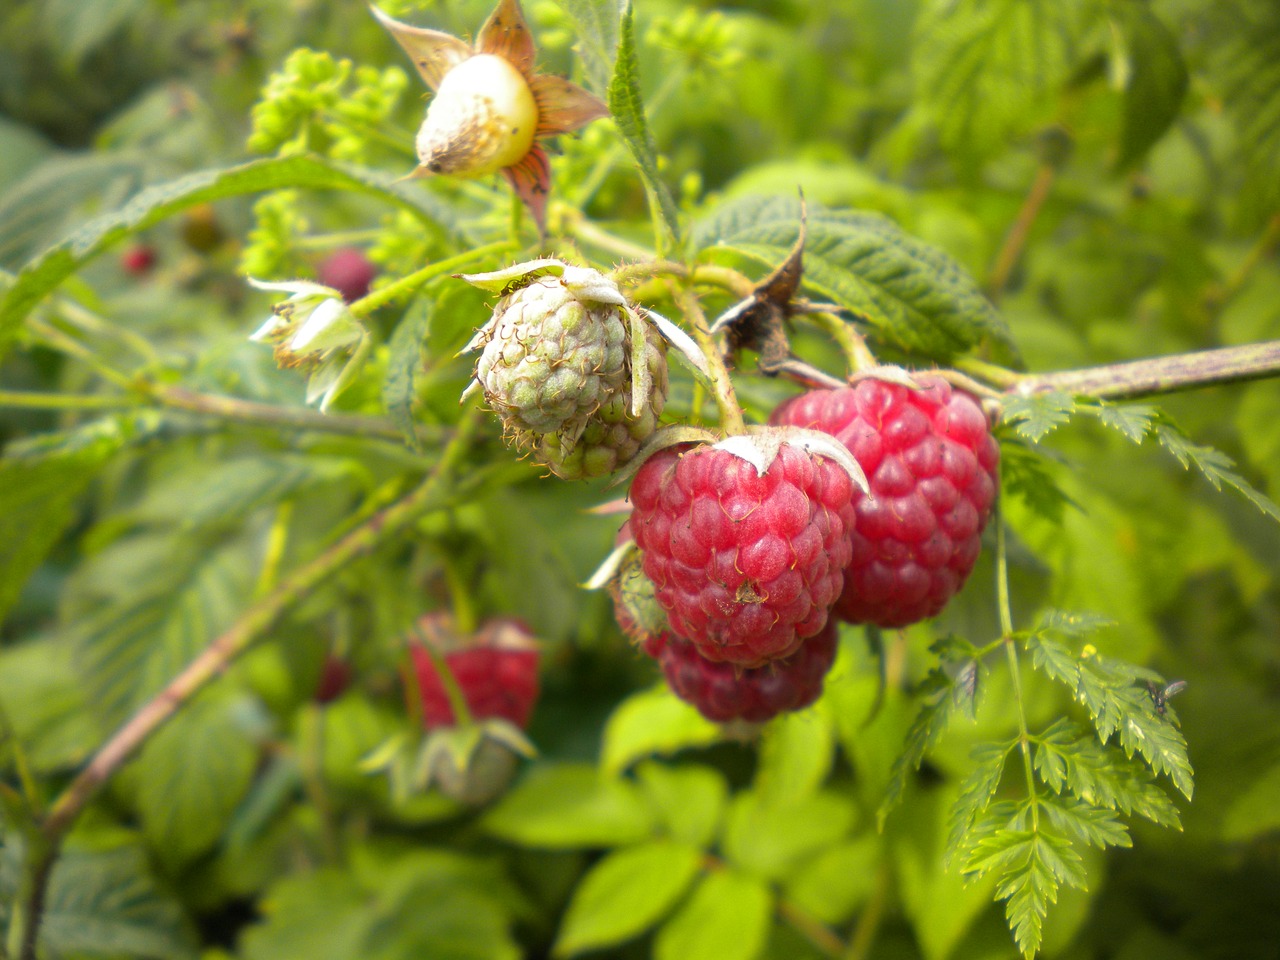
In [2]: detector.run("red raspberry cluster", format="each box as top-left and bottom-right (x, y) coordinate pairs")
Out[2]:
(616, 374), (998, 725)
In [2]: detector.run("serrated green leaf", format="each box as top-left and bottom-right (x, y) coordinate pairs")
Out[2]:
(74, 536), (257, 724)
(601, 685), (720, 775)
(1040, 795), (1131, 849)
(481, 763), (655, 847)
(554, 0), (622, 95)
(754, 709), (835, 807)
(696, 196), (1017, 363)
(635, 762), (727, 850)
(722, 790), (856, 880)
(945, 741), (1014, 864)
(1001, 442), (1077, 525)
(1112, 4), (1189, 169)
(553, 839), (702, 957)
(880, 666), (979, 827)
(1026, 627), (1194, 800)
(1002, 391), (1076, 442)
(1081, 401), (1157, 444)
(1155, 422), (1280, 525)
(654, 868), (772, 960)
(383, 293), (435, 450)
(134, 692), (262, 867)
(0, 155), (461, 353)
(912, 0), (1088, 164)
(607, 4), (681, 253)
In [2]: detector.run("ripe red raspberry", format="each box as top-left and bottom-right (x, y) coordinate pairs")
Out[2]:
(410, 618), (540, 729)
(769, 375), (998, 628)
(629, 439), (856, 667)
(318, 247), (378, 303)
(656, 620), (838, 723)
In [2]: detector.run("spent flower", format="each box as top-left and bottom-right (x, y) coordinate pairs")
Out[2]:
(372, 0), (608, 230)
(248, 278), (371, 411)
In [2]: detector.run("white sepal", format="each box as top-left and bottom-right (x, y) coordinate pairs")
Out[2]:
(640, 308), (713, 384)
(561, 265), (627, 305)
(247, 277), (339, 300)
(290, 298), (362, 353)
(456, 258), (566, 292)
(582, 539), (634, 590)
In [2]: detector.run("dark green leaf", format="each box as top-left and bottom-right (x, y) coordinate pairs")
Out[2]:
(654, 869), (772, 960)
(0, 417), (134, 624)
(607, 4), (681, 253)
(553, 840), (702, 956)
(0, 841), (198, 958)
(383, 292), (435, 450)
(0, 155), (462, 352)
(1001, 442), (1077, 524)
(1155, 422), (1280, 525)
(912, 0), (1089, 163)
(1002, 391), (1076, 442)
(1113, 4), (1189, 169)
(696, 196), (1017, 362)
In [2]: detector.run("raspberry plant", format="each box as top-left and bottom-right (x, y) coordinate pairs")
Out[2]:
(1, 2), (1280, 960)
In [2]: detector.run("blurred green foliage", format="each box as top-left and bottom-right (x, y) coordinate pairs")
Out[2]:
(1, 1), (1278, 959)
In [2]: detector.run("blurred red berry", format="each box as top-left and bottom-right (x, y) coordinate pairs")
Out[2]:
(410, 617), (540, 729)
(313, 655), (352, 704)
(121, 243), (157, 276)
(318, 247), (378, 303)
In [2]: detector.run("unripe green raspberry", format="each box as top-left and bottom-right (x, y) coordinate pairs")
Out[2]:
(460, 260), (668, 475)
(536, 314), (668, 479)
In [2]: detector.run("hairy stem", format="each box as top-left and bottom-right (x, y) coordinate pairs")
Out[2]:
(777, 899), (848, 959)
(1011, 341), (1280, 401)
(347, 240), (515, 317)
(674, 284), (745, 434)
(19, 412), (482, 954)
(997, 502), (1038, 829)
(845, 859), (891, 960)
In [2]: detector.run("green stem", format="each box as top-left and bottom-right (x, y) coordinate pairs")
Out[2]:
(347, 240), (515, 318)
(147, 385), (428, 444)
(442, 549), (478, 637)
(416, 641), (474, 728)
(844, 859), (891, 960)
(298, 705), (342, 865)
(568, 214), (657, 262)
(1220, 211), (1280, 304)
(7, 831), (54, 960)
(295, 229), (385, 250)
(988, 163), (1057, 303)
(674, 284), (745, 434)
(0, 391), (135, 412)
(25, 319), (135, 390)
(997, 501), (1038, 829)
(38, 408), (481, 847)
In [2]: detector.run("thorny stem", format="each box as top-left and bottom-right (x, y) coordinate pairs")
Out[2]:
(20, 411), (483, 957)
(674, 284), (745, 434)
(148, 385), (426, 444)
(988, 162), (1057, 302)
(1010, 341), (1280, 401)
(996, 499), (1038, 830)
(346, 240), (515, 317)
(806, 311), (877, 375)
